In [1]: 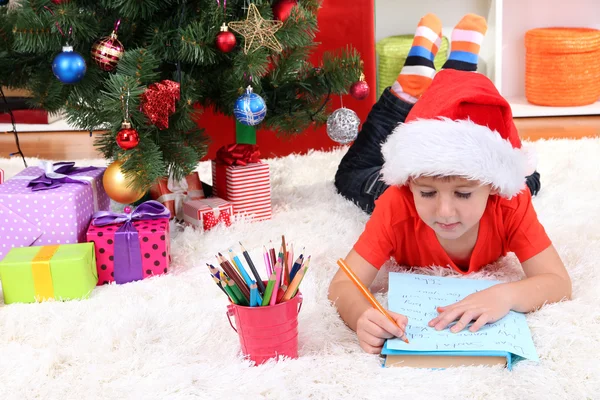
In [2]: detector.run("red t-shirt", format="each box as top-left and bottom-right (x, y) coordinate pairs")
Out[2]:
(353, 186), (552, 274)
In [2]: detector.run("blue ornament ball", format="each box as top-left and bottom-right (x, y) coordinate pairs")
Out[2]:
(52, 46), (87, 84)
(234, 86), (267, 126)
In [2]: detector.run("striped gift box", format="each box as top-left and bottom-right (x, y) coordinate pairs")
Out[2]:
(211, 161), (271, 221)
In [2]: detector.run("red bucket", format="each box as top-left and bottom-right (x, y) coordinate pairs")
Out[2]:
(226, 290), (302, 365)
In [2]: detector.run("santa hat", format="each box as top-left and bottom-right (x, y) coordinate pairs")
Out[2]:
(381, 69), (535, 198)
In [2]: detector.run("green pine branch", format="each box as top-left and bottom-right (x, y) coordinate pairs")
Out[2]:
(1, 0), (364, 194)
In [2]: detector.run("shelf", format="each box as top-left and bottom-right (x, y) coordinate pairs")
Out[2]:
(0, 119), (82, 133)
(374, 0), (600, 117)
(509, 97), (600, 118)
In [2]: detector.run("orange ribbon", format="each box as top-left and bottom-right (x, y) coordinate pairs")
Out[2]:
(31, 245), (59, 301)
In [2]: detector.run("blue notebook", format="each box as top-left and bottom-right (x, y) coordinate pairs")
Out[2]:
(382, 273), (539, 370)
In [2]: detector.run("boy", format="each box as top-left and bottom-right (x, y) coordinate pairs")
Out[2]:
(328, 14), (572, 354)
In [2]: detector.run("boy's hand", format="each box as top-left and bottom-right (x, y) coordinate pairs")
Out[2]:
(356, 308), (408, 353)
(428, 284), (513, 333)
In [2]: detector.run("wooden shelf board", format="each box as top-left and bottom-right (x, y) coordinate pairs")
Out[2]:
(509, 97), (600, 118)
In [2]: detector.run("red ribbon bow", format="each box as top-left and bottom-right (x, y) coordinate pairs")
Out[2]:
(140, 80), (181, 130)
(215, 144), (261, 166)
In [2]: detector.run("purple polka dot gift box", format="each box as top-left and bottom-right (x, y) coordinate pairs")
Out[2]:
(0, 162), (110, 262)
(86, 201), (171, 285)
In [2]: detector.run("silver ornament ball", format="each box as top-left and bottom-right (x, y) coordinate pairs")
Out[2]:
(326, 107), (360, 144)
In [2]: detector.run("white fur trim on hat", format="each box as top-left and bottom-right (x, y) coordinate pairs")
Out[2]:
(380, 118), (535, 198)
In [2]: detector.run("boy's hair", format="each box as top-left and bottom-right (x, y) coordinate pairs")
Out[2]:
(380, 69), (536, 199)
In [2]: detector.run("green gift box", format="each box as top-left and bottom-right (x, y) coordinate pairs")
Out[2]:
(0, 243), (98, 304)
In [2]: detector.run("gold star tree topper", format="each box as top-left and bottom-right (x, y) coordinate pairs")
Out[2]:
(228, 4), (284, 54)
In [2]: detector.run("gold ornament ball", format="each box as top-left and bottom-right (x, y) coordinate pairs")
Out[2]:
(103, 160), (145, 204)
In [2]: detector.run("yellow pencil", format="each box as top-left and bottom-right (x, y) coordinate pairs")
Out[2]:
(336, 258), (409, 344)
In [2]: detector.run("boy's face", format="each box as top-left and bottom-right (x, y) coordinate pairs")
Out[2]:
(408, 176), (496, 240)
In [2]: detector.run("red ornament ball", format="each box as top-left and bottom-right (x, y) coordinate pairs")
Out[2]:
(350, 79), (370, 101)
(272, 0), (298, 22)
(91, 32), (125, 72)
(51, 0), (68, 3)
(116, 123), (140, 150)
(216, 23), (237, 53)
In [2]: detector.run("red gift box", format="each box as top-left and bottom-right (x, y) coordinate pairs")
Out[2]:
(149, 172), (204, 220)
(183, 197), (233, 230)
(0, 169), (4, 184)
(211, 145), (271, 221)
(86, 203), (171, 285)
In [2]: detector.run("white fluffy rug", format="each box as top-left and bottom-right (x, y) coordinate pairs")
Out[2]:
(0, 138), (599, 400)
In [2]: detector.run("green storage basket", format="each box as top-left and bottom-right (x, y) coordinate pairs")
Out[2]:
(376, 35), (450, 97)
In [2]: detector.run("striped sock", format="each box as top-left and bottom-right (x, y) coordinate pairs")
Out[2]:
(442, 14), (487, 72)
(391, 13), (442, 103)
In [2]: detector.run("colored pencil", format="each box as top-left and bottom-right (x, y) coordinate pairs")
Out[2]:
(276, 286), (286, 303)
(287, 243), (294, 275)
(294, 255), (311, 291)
(270, 262), (283, 306)
(261, 272), (276, 306)
(269, 241), (277, 267)
(225, 276), (248, 306)
(263, 246), (273, 276)
(217, 275), (239, 304)
(207, 263), (224, 279)
(281, 264), (308, 301)
(336, 258), (409, 343)
(282, 235), (290, 285)
(218, 254), (250, 302)
(229, 249), (254, 288)
(289, 254), (304, 282)
(249, 283), (256, 307)
(239, 242), (266, 294)
(249, 282), (262, 307)
(211, 274), (228, 295)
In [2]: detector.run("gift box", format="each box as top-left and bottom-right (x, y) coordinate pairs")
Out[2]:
(211, 144), (271, 221)
(86, 201), (171, 285)
(0, 168), (4, 184)
(0, 243), (98, 304)
(183, 197), (233, 231)
(149, 172), (205, 220)
(0, 161), (110, 262)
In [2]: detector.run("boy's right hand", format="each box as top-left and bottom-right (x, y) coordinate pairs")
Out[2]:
(356, 308), (408, 353)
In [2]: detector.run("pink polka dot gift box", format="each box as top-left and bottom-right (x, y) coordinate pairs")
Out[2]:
(86, 201), (171, 285)
(182, 196), (233, 231)
(0, 162), (110, 262)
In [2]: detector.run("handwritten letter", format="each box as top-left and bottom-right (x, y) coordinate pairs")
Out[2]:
(386, 273), (539, 361)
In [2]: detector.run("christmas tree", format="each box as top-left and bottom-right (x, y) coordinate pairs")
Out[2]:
(0, 0), (363, 198)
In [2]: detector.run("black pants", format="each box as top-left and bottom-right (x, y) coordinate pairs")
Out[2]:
(334, 87), (542, 214)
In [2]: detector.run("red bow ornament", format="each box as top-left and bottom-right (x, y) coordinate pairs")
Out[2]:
(215, 144), (261, 166)
(140, 80), (181, 130)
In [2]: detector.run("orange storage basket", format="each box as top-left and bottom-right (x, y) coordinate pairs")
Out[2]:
(525, 27), (600, 107)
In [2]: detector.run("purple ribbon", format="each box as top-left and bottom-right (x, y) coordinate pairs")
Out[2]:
(91, 201), (171, 284)
(28, 162), (98, 191)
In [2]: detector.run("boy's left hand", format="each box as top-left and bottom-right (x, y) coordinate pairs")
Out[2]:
(428, 284), (513, 333)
